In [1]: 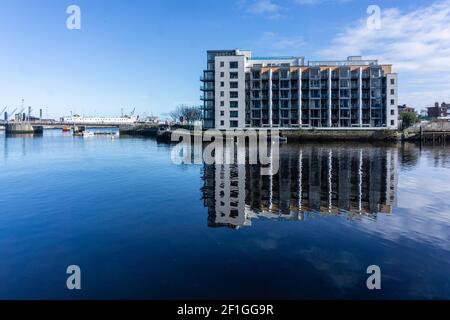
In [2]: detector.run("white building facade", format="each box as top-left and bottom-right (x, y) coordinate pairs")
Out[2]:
(201, 49), (398, 130)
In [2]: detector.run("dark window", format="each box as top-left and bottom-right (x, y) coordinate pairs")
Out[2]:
(230, 91), (238, 98)
(220, 120), (224, 126)
(230, 72), (238, 79)
(390, 79), (395, 85)
(391, 89), (395, 95)
(220, 72), (224, 77)
(230, 111), (238, 118)
(220, 111), (224, 116)
(220, 91), (224, 97)
(391, 120), (395, 126)
(221, 82), (224, 87)
(220, 101), (224, 107)
(391, 99), (395, 105)
(230, 82), (238, 89)
(230, 121), (238, 128)
(230, 61), (238, 69)
(230, 101), (238, 108)
(391, 109), (395, 115)
(220, 61), (224, 67)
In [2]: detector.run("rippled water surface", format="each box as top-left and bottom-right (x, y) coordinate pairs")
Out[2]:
(1, 130), (449, 299)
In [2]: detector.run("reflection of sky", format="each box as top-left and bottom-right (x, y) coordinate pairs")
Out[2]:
(356, 149), (450, 252)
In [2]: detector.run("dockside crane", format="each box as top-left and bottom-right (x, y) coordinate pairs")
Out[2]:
(7, 108), (17, 122)
(1, 106), (7, 120)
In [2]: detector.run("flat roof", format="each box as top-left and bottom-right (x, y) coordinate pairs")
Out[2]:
(251, 56), (303, 61)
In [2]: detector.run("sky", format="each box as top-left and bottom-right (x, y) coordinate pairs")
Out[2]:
(0, 0), (449, 119)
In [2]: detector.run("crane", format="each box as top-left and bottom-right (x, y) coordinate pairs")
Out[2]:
(130, 108), (136, 116)
(1, 106), (7, 121)
(7, 108), (17, 121)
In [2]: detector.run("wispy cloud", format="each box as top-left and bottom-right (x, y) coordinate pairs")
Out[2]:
(241, 0), (284, 19)
(259, 31), (305, 50)
(294, 0), (351, 5)
(319, 0), (450, 108)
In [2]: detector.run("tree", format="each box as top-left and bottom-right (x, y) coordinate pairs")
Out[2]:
(400, 111), (418, 129)
(170, 105), (203, 124)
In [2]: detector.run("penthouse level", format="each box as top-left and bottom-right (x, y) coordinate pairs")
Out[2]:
(201, 50), (398, 130)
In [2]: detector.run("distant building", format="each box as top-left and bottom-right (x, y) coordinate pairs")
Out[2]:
(427, 102), (450, 118)
(398, 104), (416, 114)
(201, 49), (398, 130)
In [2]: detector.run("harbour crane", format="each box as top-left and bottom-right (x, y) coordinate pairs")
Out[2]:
(130, 108), (136, 116)
(0, 107), (6, 123)
(7, 108), (17, 121)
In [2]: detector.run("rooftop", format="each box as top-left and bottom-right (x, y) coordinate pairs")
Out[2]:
(251, 56), (303, 61)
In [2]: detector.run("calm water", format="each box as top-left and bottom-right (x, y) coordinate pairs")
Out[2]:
(1, 130), (450, 299)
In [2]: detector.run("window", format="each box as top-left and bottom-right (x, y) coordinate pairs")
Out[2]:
(230, 91), (238, 98)
(390, 79), (395, 85)
(221, 82), (224, 87)
(230, 120), (238, 128)
(220, 61), (224, 67)
(220, 91), (224, 97)
(391, 120), (395, 126)
(220, 111), (224, 116)
(230, 101), (238, 108)
(230, 82), (238, 89)
(230, 61), (238, 69)
(220, 120), (224, 126)
(391, 99), (395, 105)
(220, 101), (224, 107)
(230, 111), (238, 118)
(390, 89), (395, 95)
(230, 72), (238, 79)
(391, 109), (395, 115)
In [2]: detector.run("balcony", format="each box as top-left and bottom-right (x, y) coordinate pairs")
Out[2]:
(200, 85), (214, 91)
(200, 75), (214, 82)
(200, 95), (214, 101)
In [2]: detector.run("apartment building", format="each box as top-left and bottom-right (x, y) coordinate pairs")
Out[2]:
(427, 102), (450, 118)
(201, 49), (398, 130)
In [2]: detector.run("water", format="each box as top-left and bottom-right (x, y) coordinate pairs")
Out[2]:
(1, 130), (450, 299)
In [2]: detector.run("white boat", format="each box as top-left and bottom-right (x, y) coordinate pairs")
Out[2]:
(82, 131), (95, 137)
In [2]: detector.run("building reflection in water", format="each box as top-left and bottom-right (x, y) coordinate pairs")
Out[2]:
(202, 144), (398, 228)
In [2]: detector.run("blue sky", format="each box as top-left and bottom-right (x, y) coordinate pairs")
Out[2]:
(0, 0), (449, 119)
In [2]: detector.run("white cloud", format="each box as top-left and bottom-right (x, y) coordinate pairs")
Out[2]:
(319, 0), (450, 109)
(259, 31), (305, 50)
(294, 0), (351, 5)
(243, 0), (284, 19)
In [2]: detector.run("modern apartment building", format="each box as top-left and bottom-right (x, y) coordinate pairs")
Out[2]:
(201, 49), (398, 130)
